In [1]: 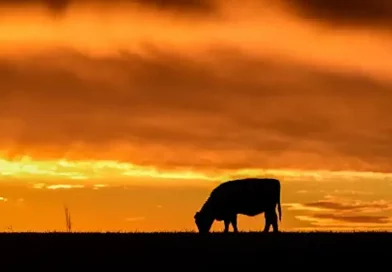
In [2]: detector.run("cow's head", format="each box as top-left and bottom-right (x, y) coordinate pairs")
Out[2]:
(194, 211), (214, 233)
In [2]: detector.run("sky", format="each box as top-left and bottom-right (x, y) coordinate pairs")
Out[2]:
(1, 0), (392, 232)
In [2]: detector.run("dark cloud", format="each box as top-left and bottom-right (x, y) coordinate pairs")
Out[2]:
(310, 213), (391, 224)
(0, 0), (216, 15)
(281, 0), (392, 28)
(291, 197), (392, 226)
(304, 200), (392, 213)
(291, 198), (392, 226)
(1, 47), (392, 171)
(2, 0), (392, 28)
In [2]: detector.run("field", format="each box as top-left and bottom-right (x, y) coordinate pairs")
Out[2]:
(1, 231), (390, 269)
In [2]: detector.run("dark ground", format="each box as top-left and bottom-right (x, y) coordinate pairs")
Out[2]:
(1, 232), (390, 269)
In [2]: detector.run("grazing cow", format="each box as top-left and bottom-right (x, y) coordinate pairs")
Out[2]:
(194, 178), (282, 233)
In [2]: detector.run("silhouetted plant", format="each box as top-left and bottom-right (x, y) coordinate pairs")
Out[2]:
(64, 204), (72, 232)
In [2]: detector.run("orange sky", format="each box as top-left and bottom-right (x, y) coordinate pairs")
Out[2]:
(1, 0), (392, 232)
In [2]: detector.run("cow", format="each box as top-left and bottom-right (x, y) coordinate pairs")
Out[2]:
(194, 178), (282, 233)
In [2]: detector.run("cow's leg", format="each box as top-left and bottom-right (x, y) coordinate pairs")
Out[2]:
(231, 214), (238, 233)
(263, 211), (272, 233)
(224, 219), (230, 233)
(270, 209), (279, 233)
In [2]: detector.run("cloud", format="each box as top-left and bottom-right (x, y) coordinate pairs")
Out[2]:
(330, 190), (374, 196)
(296, 214), (392, 227)
(1, 0), (392, 175)
(288, 196), (392, 228)
(304, 200), (392, 213)
(287, 198), (392, 214)
(280, 0), (392, 28)
(1, 48), (392, 173)
(7, 0), (390, 29)
(125, 216), (145, 222)
(0, 0), (69, 12)
(46, 184), (85, 190)
(296, 189), (373, 196)
(0, 0), (216, 16)
(32, 183), (85, 189)
(93, 184), (107, 190)
(2, 0), (392, 77)
(309, 214), (390, 224)
(1, 156), (216, 183)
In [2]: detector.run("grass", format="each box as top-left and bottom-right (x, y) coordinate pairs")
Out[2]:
(0, 231), (390, 268)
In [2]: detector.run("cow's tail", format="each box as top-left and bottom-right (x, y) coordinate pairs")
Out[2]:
(277, 182), (282, 222)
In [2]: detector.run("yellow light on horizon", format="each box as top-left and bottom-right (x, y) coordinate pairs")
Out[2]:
(1, 155), (392, 186)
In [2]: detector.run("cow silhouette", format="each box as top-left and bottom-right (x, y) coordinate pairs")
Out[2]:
(194, 178), (282, 233)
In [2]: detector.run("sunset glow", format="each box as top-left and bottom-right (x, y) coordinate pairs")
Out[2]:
(1, 0), (392, 232)
(3, 155), (392, 183)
